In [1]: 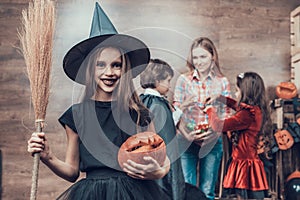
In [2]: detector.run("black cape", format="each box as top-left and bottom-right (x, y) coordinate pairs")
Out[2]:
(140, 94), (207, 200)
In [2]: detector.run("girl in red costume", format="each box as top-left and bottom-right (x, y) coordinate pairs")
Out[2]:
(204, 72), (271, 200)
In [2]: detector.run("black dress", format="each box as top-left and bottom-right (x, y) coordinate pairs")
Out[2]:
(140, 94), (207, 200)
(57, 99), (171, 200)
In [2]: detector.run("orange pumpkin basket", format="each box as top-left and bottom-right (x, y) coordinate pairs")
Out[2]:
(118, 132), (166, 169)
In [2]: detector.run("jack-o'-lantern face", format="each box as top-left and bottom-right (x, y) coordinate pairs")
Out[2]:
(274, 130), (294, 150)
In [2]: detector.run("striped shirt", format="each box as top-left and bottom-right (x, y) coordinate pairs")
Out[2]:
(173, 70), (231, 130)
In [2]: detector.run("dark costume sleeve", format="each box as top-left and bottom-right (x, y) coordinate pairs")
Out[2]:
(151, 105), (174, 140)
(206, 105), (254, 133)
(58, 106), (78, 133)
(140, 95), (176, 144)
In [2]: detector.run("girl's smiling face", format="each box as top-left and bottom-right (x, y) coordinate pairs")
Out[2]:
(94, 47), (122, 100)
(192, 46), (213, 74)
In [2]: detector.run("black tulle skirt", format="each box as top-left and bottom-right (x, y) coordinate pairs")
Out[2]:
(184, 183), (208, 200)
(57, 168), (172, 200)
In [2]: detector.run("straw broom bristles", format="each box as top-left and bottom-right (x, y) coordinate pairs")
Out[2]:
(19, 0), (55, 121)
(18, 0), (55, 199)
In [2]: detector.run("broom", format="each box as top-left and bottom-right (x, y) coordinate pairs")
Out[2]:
(18, 0), (55, 199)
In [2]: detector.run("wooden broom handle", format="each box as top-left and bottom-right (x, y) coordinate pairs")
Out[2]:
(30, 122), (42, 200)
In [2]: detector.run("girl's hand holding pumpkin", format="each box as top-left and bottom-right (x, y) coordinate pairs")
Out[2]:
(122, 156), (170, 180)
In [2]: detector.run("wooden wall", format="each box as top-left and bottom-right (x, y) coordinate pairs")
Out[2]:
(0, 0), (299, 199)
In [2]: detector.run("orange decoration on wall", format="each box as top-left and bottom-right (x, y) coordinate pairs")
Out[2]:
(276, 82), (298, 99)
(286, 170), (300, 182)
(274, 129), (294, 150)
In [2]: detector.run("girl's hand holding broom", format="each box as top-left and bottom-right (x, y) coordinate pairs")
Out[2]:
(27, 132), (49, 162)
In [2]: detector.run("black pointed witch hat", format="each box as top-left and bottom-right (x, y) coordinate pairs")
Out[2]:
(63, 2), (150, 84)
(89, 2), (117, 37)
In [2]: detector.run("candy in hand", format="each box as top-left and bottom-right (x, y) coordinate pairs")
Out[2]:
(186, 122), (196, 131)
(186, 122), (209, 133)
(194, 123), (209, 134)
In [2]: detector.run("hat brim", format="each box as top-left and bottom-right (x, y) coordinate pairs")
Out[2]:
(63, 34), (150, 84)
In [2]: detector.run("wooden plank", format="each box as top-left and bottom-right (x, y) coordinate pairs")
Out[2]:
(291, 6), (300, 17)
(291, 7), (300, 56)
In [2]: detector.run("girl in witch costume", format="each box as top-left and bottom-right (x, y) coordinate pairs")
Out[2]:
(203, 72), (271, 200)
(139, 59), (207, 200)
(27, 34), (172, 200)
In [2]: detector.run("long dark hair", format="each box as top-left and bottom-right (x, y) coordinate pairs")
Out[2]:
(234, 72), (272, 157)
